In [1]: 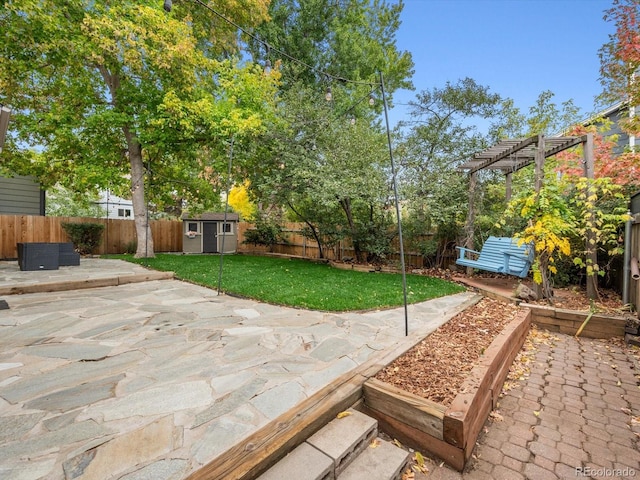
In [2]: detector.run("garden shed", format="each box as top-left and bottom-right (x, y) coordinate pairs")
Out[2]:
(182, 212), (239, 254)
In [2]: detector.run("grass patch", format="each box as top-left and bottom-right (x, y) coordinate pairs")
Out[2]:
(110, 254), (466, 311)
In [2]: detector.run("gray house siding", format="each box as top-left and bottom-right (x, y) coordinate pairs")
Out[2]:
(587, 102), (633, 156)
(599, 107), (629, 155)
(0, 176), (45, 215)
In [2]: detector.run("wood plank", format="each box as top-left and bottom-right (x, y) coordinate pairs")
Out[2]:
(521, 303), (556, 318)
(533, 315), (578, 328)
(363, 378), (445, 440)
(0, 278), (118, 295)
(445, 310), (531, 451)
(186, 371), (367, 480)
(117, 272), (174, 285)
(555, 309), (593, 322)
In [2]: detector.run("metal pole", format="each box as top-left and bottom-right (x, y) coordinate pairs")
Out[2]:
(105, 190), (109, 256)
(145, 161), (150, 263)
(217, 135), (234, 295)
(380, 71), (409, 336)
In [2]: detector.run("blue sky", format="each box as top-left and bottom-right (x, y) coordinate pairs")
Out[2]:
(389, 0), (616, 129)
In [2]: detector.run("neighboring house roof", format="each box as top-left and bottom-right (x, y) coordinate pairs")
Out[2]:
(580, 101), (628, 127)
(182, 212), (239, 221)
(582, 101), (634, 156)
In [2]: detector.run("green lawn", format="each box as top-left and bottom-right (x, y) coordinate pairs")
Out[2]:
(111, 254), (466, 311)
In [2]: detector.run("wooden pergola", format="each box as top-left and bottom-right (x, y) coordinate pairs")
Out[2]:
(458, 133), (598, 298)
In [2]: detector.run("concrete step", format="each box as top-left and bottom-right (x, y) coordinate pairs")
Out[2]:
(306, 409), (378, 476)
(337, 438), (410, 480)
(255, 442), (334, 480)
(256, 409), (380, 480)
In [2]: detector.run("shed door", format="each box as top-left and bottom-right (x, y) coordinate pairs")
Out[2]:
(202, 222), (218, 253)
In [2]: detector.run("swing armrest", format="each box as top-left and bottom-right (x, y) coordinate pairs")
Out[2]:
(456, 245), (480, 260)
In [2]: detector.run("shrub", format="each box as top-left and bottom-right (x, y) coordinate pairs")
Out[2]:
(61, 222), (105, 254)
(124, 239), (137, 254)
(243, 216), (288, 251)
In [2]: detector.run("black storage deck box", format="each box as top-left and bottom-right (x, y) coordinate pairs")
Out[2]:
(17, 242), (60, 271)
(58, 242), (80, 266)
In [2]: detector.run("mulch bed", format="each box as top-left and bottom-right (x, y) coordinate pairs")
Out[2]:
(375, 297), (520, 406)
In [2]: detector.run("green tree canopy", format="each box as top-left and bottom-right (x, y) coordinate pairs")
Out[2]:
(0, 0), (279, 257)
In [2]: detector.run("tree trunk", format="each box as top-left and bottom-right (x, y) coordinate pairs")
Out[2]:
(464, 172), (477, 275)
(286, 200), (324, 259)
(537, 253), (553, 301)
(339, 197), (362, 263)
(124, 128), (154, 258)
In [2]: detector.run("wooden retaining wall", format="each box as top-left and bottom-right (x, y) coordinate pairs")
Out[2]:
(361, 308), (532, 471)
(522, 303), (626, 338)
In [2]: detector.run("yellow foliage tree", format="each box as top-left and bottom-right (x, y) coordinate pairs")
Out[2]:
(228, 182), (257, 220)
(499, 173), (629, 301)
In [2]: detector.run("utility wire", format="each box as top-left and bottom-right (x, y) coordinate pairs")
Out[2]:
(166, 0), (380, 88)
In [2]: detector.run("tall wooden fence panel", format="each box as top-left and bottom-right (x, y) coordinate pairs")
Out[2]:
(1, 216), (437, 269)
(0, 215), (182, 259)
(236, 222), (434, 268)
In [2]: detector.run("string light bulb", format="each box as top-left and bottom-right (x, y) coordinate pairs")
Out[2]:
(369, 93), (375, 106)
(163, 0), (172, 12)
(350, 116), (356, 125)
(325, 86), (332, 102)
(264, 59), (272, 74)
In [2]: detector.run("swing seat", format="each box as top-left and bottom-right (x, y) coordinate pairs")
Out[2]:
(455, 236), (533, 278)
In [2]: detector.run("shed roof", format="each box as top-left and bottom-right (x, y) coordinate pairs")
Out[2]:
(182, 212), (239, 221)
(458, 134), (588, 174)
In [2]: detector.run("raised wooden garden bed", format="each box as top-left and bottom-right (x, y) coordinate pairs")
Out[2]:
(360, 308), (531, 471)
(522, 302), (626, 339)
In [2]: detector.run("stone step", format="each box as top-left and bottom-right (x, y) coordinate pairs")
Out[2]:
(256, 409), (379, 480)
(337, 438), (410, 480)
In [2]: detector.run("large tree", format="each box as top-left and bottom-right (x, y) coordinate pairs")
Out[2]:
(242, 0), (414, 260)
(0, 0), (278, 257)
(397, 78), (505, 255)
(251, 84), (391, 261)
(599, 0), (640, 181)
(249, 0), (414, 98)
(600, 0), (640, 113)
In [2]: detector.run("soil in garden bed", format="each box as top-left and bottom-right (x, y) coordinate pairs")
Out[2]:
(375, 297), (521, 406)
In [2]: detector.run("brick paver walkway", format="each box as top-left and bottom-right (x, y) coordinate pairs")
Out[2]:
(427, 330), (640, 479)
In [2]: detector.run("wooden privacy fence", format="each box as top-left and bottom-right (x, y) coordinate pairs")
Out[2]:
(0, 215), (436, 268)
(236, 222), (437, 269)
(0, 215), (182, 259)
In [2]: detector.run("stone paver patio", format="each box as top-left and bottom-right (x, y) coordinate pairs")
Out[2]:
(0, 259), (476, 479)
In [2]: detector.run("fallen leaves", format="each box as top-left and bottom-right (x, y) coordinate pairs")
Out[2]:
(489, 410), (504, 422)
(401, 450), (430, 479)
